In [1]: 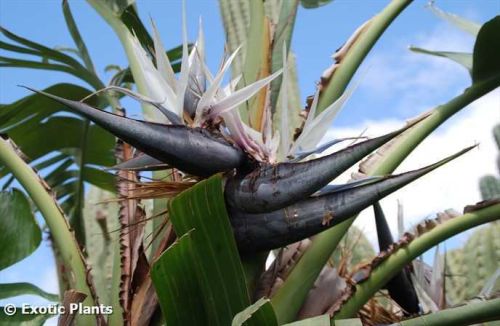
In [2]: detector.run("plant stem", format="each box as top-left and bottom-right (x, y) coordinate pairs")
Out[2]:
(0, 137), (96, 323)
(317, 0), (413, 113)
(271, 75), (500, 323)
(389, 297), (500, 326)
(334, 203), (500, 319)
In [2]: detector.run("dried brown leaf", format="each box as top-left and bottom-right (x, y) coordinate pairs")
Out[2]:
(299, 266), (347, 319)
(463, 199), (500, 213)
(255, 239), (312, 299)
(58, 290), (87, 326)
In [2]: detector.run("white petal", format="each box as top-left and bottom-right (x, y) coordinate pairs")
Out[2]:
(222, 111), (265, 159)
(292, 86), (355, 153)
(129, 35), (179, 117)
(176, 0), (191, 116)
(206, 69), (282, 119)
(194, 46), (242, 123)
(151, 19), (177, 91)
(102, 86), (182, 124)
(222, 75), (242, 97)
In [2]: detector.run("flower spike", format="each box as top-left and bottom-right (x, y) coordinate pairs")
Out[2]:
(230, 145), (474, 253)
(24, 87), (246, 177)
(225, 122), (420, 214)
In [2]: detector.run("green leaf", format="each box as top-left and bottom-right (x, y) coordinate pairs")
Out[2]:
(0, 84), (115, 246)
(472, 16), (500, 84)
(0, 282), (59, 301)
(282, 315), (330, 325)
(409, 46), (472, 73)
(1, 117), (114, 178)
(120, 5), (154, 55)
(393, 297), (500, 326)
(152, 174), (269, 325)
(334, 319), (363, 326)
(0, 83), (98, 131)
(427, 2), (481, 36)
(300, 0), (334, 9)
(82, 167), (116, 192)
(0, 308), (52, 325)
(0, 189), (41, 270)
(232, 298), (277, 326)
(0, 27), (98, 86)
(62, 0), (96, 73)
(0, 55), (76, 75)
(0, 26), (83, 69)
(151, 231), (207, 326)
(105, 0), (136, 16)
(0, 136), (97, 324)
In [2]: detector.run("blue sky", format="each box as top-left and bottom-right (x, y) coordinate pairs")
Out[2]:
(1, 0), (497, 124)
(1, 0), (499, 321)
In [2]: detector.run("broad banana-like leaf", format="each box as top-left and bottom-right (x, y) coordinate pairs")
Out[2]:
(282, 315), (330, 325)
(0, 189), (41, 270)
(151, 231), (207, 326)
(409, 46), (472, 73)
(472, 16), (500, 84)
(0, 282), (58, 302)
(0, 309), (52, 325)
(231, 297), (277, 326)
(152, 175), (269, 325)
(62, 0), (96, 73)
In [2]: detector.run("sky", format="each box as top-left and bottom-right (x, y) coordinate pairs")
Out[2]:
(0, 0), (499, 322)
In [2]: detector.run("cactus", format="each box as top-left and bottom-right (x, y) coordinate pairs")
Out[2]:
(493, 124), (500, 150)
(480, 175), (500, 200)
(478, 124), (500, 200)
(446, 221), (500, 305)
(445, 123), (500, 323)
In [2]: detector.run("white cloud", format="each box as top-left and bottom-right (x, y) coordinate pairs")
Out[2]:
(323, 90), (499, 248)
(359, 22), (474, 117)
(321, 18), (500, 249)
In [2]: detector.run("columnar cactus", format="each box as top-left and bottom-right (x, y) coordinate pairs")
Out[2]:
(479, 124), (500, 200)
(443, 125), (500, 319)
(446, 221), (500, 304)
